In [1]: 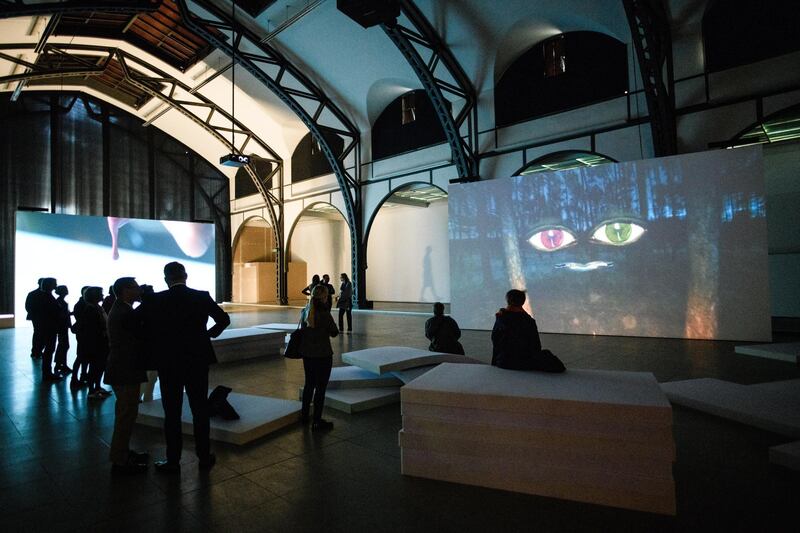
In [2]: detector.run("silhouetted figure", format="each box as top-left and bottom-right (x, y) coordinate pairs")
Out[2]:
(425, 302), (464, 355)
(419, 246), (440, 301)
(78, 287), (112, 397)
(53, 285), (73, 376)
(322, 274), (335, 311)
(300, 284), (338, 430)
(143, 262), (230, 473)
(337, 273), (353, 333)
(24, 278), (44, 358)
(70, 286), (91, 389)
(491, 289), (565, 373)
(302, 274), (321, 297)
(105, 277), (149, 475)
(102, 285), (116, 314)
(26, 278), (61, 381)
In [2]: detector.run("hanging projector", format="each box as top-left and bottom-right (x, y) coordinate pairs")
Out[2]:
(220, 153), (250, 167)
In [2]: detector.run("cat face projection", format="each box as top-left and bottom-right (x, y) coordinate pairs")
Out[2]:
(528, 219), (646, 271)
(448, 147), (769, 340)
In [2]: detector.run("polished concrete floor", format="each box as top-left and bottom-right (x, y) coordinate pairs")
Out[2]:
(1, 306), (799, 532)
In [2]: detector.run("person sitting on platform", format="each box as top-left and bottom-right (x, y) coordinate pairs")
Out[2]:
(105, 277), (149, 475)
(491, 289), (565, 373)
(425, 302), (464, 355)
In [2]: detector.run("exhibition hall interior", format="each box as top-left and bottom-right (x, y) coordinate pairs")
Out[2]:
(1, 0), (799, 531)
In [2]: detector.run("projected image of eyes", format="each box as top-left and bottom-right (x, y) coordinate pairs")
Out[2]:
(590, 220), (646, 246)
(528, 227), (577, 252)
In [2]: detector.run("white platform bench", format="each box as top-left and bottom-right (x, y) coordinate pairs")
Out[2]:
(769, 440), (800, 471)
(734, 342), (800, 364)
(136, 391), (301, 445)
(399, 363), (676, 515)
(660, 378), (800, 438)
(211, 327), (284, 363)
(299, 386), (401, 413)
(342, 346), (481, 375)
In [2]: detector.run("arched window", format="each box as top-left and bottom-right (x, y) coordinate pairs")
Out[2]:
(291, 130), (344, 183)
(714, 104), (800, 148)
(495, 31), (628, 127)
(703, 0), (800, 72)
(516, 151), (616, 175)
(371, 89), (448, 160)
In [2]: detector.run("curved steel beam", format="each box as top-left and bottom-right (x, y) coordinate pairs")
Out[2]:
(177, 0), (366, 307)
(0, 0), (159, 18)
(381, 0), (477, 179)
(623, 0), (677, 157)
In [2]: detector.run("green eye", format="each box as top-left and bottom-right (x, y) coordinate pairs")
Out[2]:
(605, 222), (632, 243)
(591, 220), (645, 246)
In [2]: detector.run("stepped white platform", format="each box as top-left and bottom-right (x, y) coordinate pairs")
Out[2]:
(342, 346), (480, 375)
(136, 391), (301, 445)
(391, 365), (436, 384)
(400, 364), (675, 515)
(660, 378), (800, 437)
(734, 342), (800, 364)
(254, 323), (299, 331)
(769, 440), (800, 471)
(299, 386), (401, 413)
(327, 366), (402, 389)
(211, 327), (284, 363)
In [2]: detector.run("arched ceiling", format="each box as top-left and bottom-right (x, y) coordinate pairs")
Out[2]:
(0, 0), (706, 174)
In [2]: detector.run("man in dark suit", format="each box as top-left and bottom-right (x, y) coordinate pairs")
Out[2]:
(145, 262), (230, 472)
(24, 278), (44, 358)
(25, 277), (61, 381)
(105, 277), (149, 475)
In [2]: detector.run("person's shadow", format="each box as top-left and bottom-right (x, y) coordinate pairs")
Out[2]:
(420, 246), (441, 301)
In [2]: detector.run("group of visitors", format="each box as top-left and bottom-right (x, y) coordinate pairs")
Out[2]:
(302, 272), (353, 333)
(25, 262), (231, 476)
(424, 289), (565, 372)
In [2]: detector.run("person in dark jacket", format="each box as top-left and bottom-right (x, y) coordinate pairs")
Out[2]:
(142, 262), (230, 473)
(24, 278), (44, 359)
(337, 273), (353, 333)
(322, 274), (335, 311)
(300, 284), (339, 430)
(53, 285), (73, 376)
(425, 302), (464, 355)
(70, 286), (91, 389)
(301, 274), (321, 297)
(79, 287), (112, 397)
(26, 277), (61, 381)
(102, 285), (116, 314)
(491, 289), (565, 373)
(105, 277), (149, 475)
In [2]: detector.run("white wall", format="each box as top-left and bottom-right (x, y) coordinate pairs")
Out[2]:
(366, 199), (450, 303)
(289, 216), (351, 285)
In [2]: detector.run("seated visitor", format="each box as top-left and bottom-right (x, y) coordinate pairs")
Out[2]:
(491, 289), (565, 373)
(425, 302), (464, 355)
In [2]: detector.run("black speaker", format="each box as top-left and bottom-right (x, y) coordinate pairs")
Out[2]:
(337, 0), (399, 28)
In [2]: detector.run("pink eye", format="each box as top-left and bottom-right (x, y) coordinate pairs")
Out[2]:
(528, 227), (576, 252)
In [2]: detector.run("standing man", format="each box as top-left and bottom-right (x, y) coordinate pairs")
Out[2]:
(27, 278), (61, 381)
(105, 277), (149, 475)
(321, 274), (335, 311)
(145, 262), (230, 473)
(53, 285), (73, 376)
(25, 278), (44, 358)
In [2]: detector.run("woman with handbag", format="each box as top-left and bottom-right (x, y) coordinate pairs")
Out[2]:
(299, 284), (339, 430)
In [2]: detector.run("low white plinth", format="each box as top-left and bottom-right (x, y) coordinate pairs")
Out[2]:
(342, 346), (480, 375)
(734, 342), (800, 364)
(391, 365), (436, 384)
(769, 440), (800, 471)
(211, 327), (284, 363)
(661, 378), (800, 437)
(136, 391), (300, 445)
(254, 323), (299, 331)
(327, 366), (402, 389)
(299, 386), (401, 413)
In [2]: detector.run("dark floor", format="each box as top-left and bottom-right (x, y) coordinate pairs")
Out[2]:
(1, 307), (799, 532)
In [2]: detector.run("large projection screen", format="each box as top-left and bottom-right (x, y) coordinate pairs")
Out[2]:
(15, 212), (215, 325)
(449, 147), (770, 341)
